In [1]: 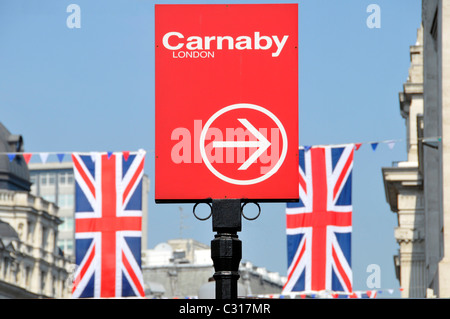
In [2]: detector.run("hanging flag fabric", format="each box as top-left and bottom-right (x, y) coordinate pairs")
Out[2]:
(283, 145), (354, 294)
(57, 153), (65, 162)
(387, 141), (396, 149)
(39, 152), (49, 164)
(71, 151), (146, 298)
(23, 153), (32, 164)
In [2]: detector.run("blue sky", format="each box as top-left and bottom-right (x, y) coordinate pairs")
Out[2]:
(0, 0), (422, 297)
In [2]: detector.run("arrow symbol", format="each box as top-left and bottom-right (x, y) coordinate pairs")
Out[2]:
(212, 119), (271, 170)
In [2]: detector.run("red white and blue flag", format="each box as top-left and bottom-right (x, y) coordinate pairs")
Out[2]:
(71, 151), (146, 298)
(283, 145), (354, 294)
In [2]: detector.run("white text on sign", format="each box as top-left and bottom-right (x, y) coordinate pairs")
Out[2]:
(162, 31), (289, 58)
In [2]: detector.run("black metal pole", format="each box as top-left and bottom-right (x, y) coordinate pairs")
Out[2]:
(210, 199), (242, 299)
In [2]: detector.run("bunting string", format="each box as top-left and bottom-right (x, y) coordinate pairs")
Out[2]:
(0, 135), (442, 164)
(164, 287), (405, 299)
(258, 287), (405, 299)
(300, 136), (442, 151)
(0, 150), (146, 164)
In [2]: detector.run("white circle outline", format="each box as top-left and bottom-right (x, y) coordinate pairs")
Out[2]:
(199, 103), (288, 185)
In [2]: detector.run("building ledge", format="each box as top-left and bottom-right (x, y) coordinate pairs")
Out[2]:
(382, 165), (423, 212)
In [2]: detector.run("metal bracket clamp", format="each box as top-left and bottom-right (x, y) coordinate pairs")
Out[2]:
(241, 201), (261, 221)
(192, 202), (213, 221)
(193, 200), (262, 222)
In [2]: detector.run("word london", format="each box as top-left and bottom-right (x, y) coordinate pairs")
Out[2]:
(172, 50), (215, 59)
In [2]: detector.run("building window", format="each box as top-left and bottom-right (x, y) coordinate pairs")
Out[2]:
(67, 240), (73, 252)
(48, 173), (56, 185)
(52, 275), (56, 297)
(59, 172), (74, 186)
(42, 226), (48, 249)
(41, 271), (46, 293)
(39, 173), (56, 186)
(27, 221), (34, 243)
(25, 266), (31, 289)
(58, 194), (74, 208)
(41, 174), (47, 186)
(58, 238), (74, 256)
(57, 240), (65, 252)
(59, 217), (74, 231)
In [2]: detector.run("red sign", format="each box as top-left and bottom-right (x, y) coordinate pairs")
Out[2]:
(155, 4), (298, 202)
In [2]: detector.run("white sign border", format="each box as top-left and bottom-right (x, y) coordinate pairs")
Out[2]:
(199, 103), (288, 185)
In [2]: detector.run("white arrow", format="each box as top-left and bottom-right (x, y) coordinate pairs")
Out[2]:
(212, 119), (271, 170)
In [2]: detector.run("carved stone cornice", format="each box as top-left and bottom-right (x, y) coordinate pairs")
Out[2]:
(382, 165), (423, 213)
(394, 227), (424, 244)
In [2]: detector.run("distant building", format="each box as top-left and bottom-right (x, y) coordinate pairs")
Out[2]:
(382, 0), (450, 298)
(28, 162), (150, 261)
(28, 162), (76, 259)
(142, 238), (286, 298)
(0, 123), (70, 298)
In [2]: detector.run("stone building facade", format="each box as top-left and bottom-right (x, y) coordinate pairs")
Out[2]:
(0, 191), (70, 298)
(382, 27), (426, 298)
(383, 0), (450, 298)
(0, 122), (70, 298)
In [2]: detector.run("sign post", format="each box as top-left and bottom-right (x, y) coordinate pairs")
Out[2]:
(155, 4), (298, 299)
(210, 199), (242, 299)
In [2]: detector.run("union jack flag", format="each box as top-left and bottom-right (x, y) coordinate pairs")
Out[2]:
(71, 151), (146, 298)
(283, 145), (354, 294)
